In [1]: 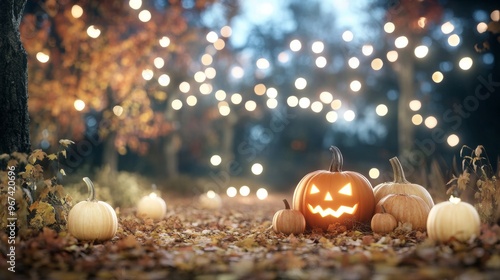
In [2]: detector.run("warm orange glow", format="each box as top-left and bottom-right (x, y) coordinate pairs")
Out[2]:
(310, 185), (320, 194)
(307, 204), (358, 218)
(324, 192), (333, 201)
(338, 183), (352, 196)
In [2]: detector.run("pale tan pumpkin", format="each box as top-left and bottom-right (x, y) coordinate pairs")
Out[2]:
(68, 177), (118, 241)
(376, 194), (430, 231)
(373, 157), (434, 209)
(371, 205), (397, 234)
(273, 199), (306, 235)
(199, 190), (222, 209)
(427, 196), (480, 242)
(137, 192), (167, 220)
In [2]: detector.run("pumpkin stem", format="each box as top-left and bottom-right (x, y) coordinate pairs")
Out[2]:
(329, 146), (343, 172)
(83, 177), (96, 202)
(283, 199), (291, 210)
(389, 157), (410, 184)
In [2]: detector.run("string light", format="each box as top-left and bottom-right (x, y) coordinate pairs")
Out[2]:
(138, 10), (151, 22)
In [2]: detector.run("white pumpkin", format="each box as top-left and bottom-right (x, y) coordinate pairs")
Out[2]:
(68, 177), (118, 241)
(426, 196), (480, 243)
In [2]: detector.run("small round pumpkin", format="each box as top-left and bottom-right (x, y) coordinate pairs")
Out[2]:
(373, 157), (434, 209)
(427, 196), (480, 242)
(199, 190), (222, 209)
(293, 146), (375, 230)
(273, 199), (306, 235)
(137, 191), (167, 220)
(371, 205), (397, 234)
(376, 194), (430, 231)
(68, 177), (118, 241)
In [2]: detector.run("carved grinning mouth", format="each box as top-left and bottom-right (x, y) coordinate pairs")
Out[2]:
(307, 204), (358, 218)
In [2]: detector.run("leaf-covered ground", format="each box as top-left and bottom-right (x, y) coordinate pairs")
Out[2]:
(2, 194), (500, 280)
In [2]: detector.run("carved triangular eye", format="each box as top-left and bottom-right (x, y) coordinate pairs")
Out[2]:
(324, 192), (333, 201)
(338, 183), (352, 196)
(310, 184), (320, 194)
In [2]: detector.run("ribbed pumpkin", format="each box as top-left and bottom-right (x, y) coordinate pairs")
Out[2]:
(376, 194), (430, 231)
(292, 146), (375, 230)
(373, 157), (434, 209)
(371, 205), (397, 234)
(272, 199), (306, 235)
(68, 177), (118, 241)
(427, 196), (480, 242)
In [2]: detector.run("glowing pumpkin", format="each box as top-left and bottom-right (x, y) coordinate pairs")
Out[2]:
(292, 146), (375, 230)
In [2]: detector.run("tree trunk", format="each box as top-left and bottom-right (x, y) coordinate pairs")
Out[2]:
(395, 49), (415, 158)
(164, 133), (180, 178)
(0, 0), (31, 154)
(221, 114), (237, 164)
(102, 132), (118, 175)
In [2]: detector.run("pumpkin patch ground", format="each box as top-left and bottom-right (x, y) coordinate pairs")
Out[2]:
(2, 193), (500, 279)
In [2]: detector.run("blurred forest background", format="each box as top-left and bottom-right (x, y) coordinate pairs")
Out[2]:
(18, 0), (500, 199)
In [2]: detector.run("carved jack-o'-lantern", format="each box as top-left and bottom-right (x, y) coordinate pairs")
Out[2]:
(292, 146), (376, 230)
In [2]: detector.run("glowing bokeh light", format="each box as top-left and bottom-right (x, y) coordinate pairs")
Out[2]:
(362, 44), (374, 56)
(342, 30), (354, 42)
(226, 187), (237, 197)
(256, 188), (268, 200)
(376, 104), (388, 116)
(159, 36), (170, 47)
(348, 57), (360, 69)
(206, 31), (218, 43)
(138, 10), (151, 22)
(142, 69), (154, 80)
(210, 155), (222, 166)
(432, 71), (444, 83)
(409, 100), (421, 111)
(441, 21), (455, 34)
(459, 57), (473, 70)
(71, 5), (83, 18)
(231, 93), (242, 104)
(315, 56), (327, 68)
(231, 66), (244, 79)
(295, 77), (307, 90)
(256, 58), (270, 69)
(331, 99), (342, 110)
(158, 74), (170, 86)
(74, 100), (85, 111)
(320, 91), (333, 104)
(251, 163), (263, 175)
(311, 101), (323, 113)
(36, 52), (49, 63)
(448, 34), (460, 47)
(447, 134), (460, 147)
(412, 114), (423, 125)
(344, 110), (356, 122)
(239, 186), (251, 197)
(299, 97), (311, 109)
(369, 168), (380, 179)
(290, 39), (302, 52)
(326, 111), (338, 123)
(384, 22), (395, 33)
(387, 50), (398, 62)
(395, 36), (409, 48)
(154, 57), (164, 69)
(312, 41), (325, 53)
(287, 96), (299, 107)
(424, 116), (438, 129)
(171, 99), (183, 110)
(129, 0), (142, 10)
(414, 45), (429, 58)
(350, 80), (362, 92)
(371, 58), (383, 70)
(245, 100), (257, 111)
